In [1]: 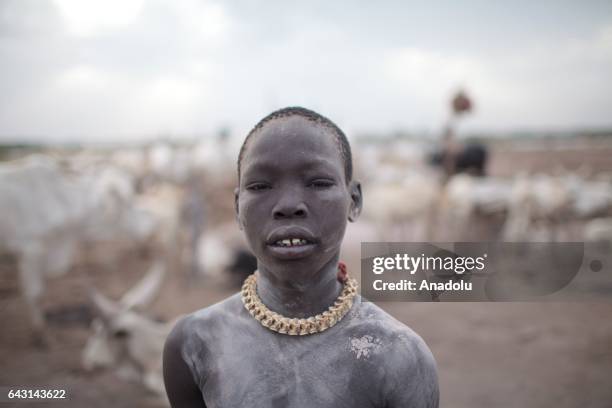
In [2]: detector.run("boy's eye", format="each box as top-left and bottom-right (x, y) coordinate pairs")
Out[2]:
(309, 179), (335, 189)
(246, 183), (271, 191)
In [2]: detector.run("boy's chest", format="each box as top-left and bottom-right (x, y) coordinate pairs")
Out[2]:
(199, 329), (386, 408)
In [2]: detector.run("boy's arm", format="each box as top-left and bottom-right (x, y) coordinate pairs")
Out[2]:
(163, 317), (207, 408)
(384, 334), (440, 408)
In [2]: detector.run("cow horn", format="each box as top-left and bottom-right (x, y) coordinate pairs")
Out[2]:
(120, 261), (165, 311)
(88, 287), (120, 320)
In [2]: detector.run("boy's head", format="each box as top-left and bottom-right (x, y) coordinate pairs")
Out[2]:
(238, 107), (353, 185)
(235, 107), (362, 279)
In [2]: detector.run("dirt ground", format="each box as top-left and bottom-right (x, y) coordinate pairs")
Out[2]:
(487, 140), (612, 178)
(1, 143), (611, 407)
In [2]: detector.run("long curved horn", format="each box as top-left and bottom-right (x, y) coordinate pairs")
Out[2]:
(120, 261), (165, 310)
(89, 287), (120, 321)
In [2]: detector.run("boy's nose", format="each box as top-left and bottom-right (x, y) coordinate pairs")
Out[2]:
(272, 199), (308, 219)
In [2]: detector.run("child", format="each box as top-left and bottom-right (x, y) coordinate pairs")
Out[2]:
(163, 107), (439, 407)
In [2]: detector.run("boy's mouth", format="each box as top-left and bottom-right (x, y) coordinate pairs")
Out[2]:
(266, 226), (318, 260)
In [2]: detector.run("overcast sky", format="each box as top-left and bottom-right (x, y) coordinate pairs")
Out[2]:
(1, 0), (611, 143)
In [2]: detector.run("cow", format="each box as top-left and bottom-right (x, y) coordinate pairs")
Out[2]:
(0, 154), (178, 341)
(82, 261), (172, 398)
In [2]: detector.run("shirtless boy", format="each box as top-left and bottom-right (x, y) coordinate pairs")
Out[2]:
(163, 107), (439, 407)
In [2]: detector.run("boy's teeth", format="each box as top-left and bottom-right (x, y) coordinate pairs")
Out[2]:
(275, 238), (308, 247)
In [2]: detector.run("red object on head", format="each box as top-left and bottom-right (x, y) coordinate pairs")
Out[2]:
(452, 90), (472, 115)
(337, 261), (348, 283)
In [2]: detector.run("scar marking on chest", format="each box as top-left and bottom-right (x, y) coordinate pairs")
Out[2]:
(349, 335), (382, 359)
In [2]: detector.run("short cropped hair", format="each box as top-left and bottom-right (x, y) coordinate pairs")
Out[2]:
(237, 107), (353, 184)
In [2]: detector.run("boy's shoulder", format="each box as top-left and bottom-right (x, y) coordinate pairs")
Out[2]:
(343, 299), (438, 405)
(164, 294), (247, 381)
(345, 298), (434, 363)
(345, 299), (422, 343)
(169, 293), (245, 342)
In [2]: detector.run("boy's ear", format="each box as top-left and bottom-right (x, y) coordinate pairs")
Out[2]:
(234, 187), (243, 230)
(348, 181), (363, 222)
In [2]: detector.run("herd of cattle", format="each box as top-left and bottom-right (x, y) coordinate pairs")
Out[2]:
(360, 142), (612, 242)
(1, 140), (612, 401)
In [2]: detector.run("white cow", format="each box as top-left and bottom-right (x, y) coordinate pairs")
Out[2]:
(441, 174), (513, 240)
(0, 155), (168, 338)
(566, 176), (612, 218)
(584, 217), (612, 243)
(503, 174), (575, 241)
(1, 156), (96, 334)
(363, 172), (442, 240)
(83, 261), (173, 398)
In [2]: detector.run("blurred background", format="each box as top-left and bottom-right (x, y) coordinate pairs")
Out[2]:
(1, 1), (611, 407)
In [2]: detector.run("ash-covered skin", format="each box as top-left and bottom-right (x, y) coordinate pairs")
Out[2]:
(163, 115), (439, 408)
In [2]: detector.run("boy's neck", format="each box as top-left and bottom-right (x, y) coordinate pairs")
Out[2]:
(256, 258), (343, 319)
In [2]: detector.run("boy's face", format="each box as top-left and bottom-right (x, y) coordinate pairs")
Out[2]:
(235, 116), (362, 279)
